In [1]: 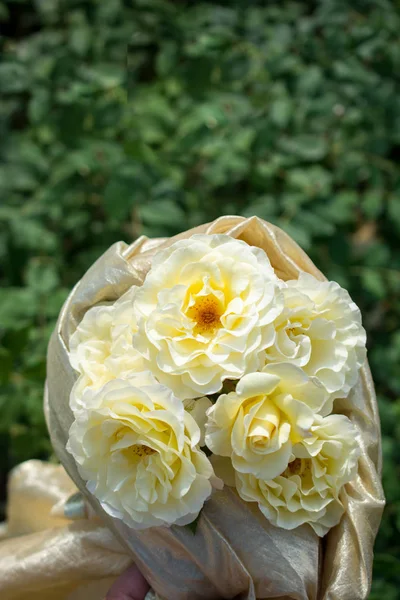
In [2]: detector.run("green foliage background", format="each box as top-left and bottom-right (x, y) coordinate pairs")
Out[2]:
(1, 0), (399, 596)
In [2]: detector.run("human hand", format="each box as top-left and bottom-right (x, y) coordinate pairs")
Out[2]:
(106, 563), (150, 600)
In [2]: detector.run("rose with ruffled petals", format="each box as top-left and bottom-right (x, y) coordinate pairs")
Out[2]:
(205, 363), (327, 481)
(69, 286), (145, 411)
(235, 413), (361, 536)
(265, 273), (366, 403)
(67, 372), (217, 529)
(132, 234), (283, 400)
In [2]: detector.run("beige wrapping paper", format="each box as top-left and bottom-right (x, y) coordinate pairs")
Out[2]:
(0, 460), (131, 600)
(44, 216), (384, 600)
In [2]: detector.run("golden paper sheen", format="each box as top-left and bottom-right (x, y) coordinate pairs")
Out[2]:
(42, 216), (384, 600)
(0, 460), (130, 600)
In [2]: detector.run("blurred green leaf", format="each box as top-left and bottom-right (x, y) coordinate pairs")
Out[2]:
(0, 348), (12, 385)
(139, 199), (186, 232)
(278, 135), (328, 161)
(388, 195), (400, 232)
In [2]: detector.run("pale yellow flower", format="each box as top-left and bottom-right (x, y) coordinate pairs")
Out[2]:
(265, 273), (366, 405)
(67, 372), (217, 529)
(205, 363), (327, 480)
(235, 413), (361, 536)
(133, 234), (283, 400)
(69, 286), (145, 411)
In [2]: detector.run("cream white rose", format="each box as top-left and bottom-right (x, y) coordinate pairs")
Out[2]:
(69, 286), (145, 411)
(205, 364), (327, 481)
(133, 234), (283, 400)
(236, 413), (361, 536)
(265, 272), (366, 403)
(67, 372), (216, 529)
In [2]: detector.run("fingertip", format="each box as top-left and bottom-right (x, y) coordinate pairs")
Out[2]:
(106, 563), (150, 600)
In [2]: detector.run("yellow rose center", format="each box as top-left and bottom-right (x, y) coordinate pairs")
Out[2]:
(187, 294), (223, 335)
(250, 420), (276, 449)
(283, 458), (312, 478)
(131, 444), (157, 457)
(286, 321), (306, 337)
(253, 435), (269, 446)
(285, 316), (311, 338)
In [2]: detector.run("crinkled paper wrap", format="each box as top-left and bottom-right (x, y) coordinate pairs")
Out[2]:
(45, 216), (384, 600)
(0, 460), (131, 600)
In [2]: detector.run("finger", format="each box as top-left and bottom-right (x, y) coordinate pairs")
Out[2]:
(106, 563), (150, 600)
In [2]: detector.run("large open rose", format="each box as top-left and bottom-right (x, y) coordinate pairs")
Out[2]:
(265, 273), (366, 401)
(236, 413), (361, 536)
(205, 363), (327, 481)
(133, 234), (283, 399)
(67, 372), (216, 529)
(69, 286), (145, 411)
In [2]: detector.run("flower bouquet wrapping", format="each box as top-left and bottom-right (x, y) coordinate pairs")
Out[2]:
(45, 216), (384, 600)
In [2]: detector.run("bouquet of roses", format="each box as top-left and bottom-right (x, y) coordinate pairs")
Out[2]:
(45, 216), (384, 600)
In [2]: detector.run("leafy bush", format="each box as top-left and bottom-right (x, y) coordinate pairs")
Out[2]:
(1, 0), (399, 594)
